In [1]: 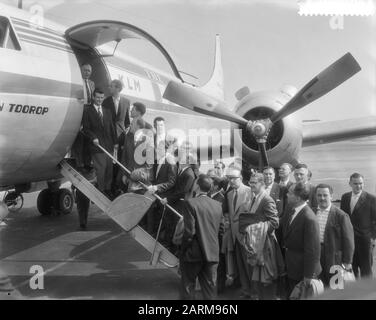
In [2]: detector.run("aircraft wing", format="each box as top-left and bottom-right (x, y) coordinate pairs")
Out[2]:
(302, 116), (376, 147)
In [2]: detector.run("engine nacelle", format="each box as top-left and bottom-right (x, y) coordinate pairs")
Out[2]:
(232, 85), (302, 168)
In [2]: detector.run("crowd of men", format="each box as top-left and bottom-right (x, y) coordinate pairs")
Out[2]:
(72, 62), (376, 300)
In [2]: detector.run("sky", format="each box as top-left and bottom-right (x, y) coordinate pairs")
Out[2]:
(3, 0), (375, 122)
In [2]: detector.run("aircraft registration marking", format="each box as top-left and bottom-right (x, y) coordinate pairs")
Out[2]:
(0, 102), (49, 115)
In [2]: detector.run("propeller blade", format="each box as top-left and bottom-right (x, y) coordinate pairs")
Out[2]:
(163, 81), (248, 126)
(258, 142), (269, 169)
(271, 52), (361, 123)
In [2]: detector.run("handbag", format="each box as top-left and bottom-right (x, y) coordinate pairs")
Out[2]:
(341, 267), (356, 284)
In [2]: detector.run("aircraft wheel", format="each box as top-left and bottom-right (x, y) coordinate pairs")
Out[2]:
(37, 189), (53, 216)
(55, 189), (74, 215)
(3, 192), (24, 212)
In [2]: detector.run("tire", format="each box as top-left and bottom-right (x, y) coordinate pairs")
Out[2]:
(37, 189), (53, 215)
(56, 189), (74, 215)
(4, 192), (24, 212)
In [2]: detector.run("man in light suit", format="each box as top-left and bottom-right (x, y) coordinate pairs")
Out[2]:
(103, 79), (131, 194)
(103, 79), (130, 140)
(340, 173), (376, 278)
(314, 184), (354, 286)
(281, 182), (321, 298)
(81, 63), (95, 105)
(179, 174), (222, 300)
(82, 88), (118, 197)
(222, 166), (253, 298)
(71, 63), (95, 169)
(239, 173), (283, 300)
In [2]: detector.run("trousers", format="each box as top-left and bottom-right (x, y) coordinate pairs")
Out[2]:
(180, 260), (218, 300)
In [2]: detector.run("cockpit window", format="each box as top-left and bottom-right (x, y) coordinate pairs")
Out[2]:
(0, 17), (21, 50)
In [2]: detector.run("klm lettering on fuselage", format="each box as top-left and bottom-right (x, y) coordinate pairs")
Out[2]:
(0, 102), (49, 115)
(119, 74), (141, 92)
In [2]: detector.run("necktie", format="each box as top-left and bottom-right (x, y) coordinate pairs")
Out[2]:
(85, 80), (92, 104)
(250, 196), (256, 209)
(97, 107), (103, 124)
(233, 190), (238, 211)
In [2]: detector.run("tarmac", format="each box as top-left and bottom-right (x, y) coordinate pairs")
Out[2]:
(0, 190), (182, 299)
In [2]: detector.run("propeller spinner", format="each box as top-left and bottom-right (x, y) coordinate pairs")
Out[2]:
(163, 52), (361, 169)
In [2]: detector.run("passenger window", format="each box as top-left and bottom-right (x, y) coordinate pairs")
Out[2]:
(0, 17), (21, 50)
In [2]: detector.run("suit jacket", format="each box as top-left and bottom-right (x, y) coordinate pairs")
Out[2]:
(83, 79), (95, 104)
(166, 165), (195, 204)
(102, 95), (130, 139)
(281, 204), (322, 281)
(340, 191), (376, 239)
(267, 182), (283, 216)
(279, 180), (293, 215)
(82, 104), (117, 154)
(181, 195), (222, 262)
(153, 161), (178, 196)
(314, 205), (355, 273)
(223, 183), (253, 244)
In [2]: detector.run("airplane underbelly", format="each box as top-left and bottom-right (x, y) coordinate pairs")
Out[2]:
(0, 93), (82, 187)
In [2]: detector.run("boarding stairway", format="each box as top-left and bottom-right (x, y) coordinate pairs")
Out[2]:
(60, 160), (179, 269)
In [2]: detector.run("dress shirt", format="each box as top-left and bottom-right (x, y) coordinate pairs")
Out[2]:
(94, 104), (103, 117)
(279, 179), (290, 187)
(350, 191), (362, 213)
(265, 184), (272, 196)
(112, 96), (120, 115)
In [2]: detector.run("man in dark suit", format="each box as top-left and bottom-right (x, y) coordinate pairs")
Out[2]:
(263, 167), (282, 214)
(146, 152), (178, 236)
(179, 174), (222, 300)
(278, 163), (293, 211)
(276, 163), (294, 253)
(153, 116), (177, 162)
(281, 182), (321, 297)
(163, 154), (196, 249)
(314, 184), (354, 286)
(82, 88), (118, 197)
(340, 173), (376, 278)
